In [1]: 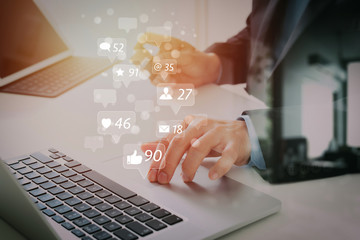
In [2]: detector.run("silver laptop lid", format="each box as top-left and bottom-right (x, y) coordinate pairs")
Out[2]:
(0, 0), (71, 87)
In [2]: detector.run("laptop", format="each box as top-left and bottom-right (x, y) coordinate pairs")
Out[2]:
(0, 1), (281, 239)
(0, 147), (281, 240)
(0, 0), (112, 97)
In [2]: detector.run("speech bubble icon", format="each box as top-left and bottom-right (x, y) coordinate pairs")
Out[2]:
(118, 17), (138, 33)
(94, 89), (117, 107)
(99, 42), (111, 52)
(156, 120), (184, 138)
(160, 71), (168, 81)
(157, 83), (195, 114)
(123, 143), (166, 178)
(97, 111), (136, 144)
(146, 26), (171, 47)
(97, 38), (127, 63)
(143, 44), (160, 57)
(151, 59), (177, 75)
(84, 136), (104, 152)
(113, 64), (142, 88)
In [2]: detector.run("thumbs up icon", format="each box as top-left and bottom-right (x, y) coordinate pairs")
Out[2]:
(127, 150), (143, 165)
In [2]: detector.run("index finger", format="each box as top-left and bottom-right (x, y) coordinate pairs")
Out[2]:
(156, 117), (207, 184)
(143, 119), (185, 182)
(141, 141), (167, 182)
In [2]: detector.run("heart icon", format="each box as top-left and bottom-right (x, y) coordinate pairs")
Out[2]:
(101, 118), (112, 129)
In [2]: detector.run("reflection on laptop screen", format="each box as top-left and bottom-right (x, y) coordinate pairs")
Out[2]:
(0, 0), (68, 78)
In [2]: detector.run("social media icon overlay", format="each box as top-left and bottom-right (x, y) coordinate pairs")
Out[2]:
(118, 17), (138, 33)
(127, 150), (143, 165)
(157, 83), (195, 114)
(113, 64), (147, 87)
(94, 89), (116, 107)
(97, 38), (127, 62)
(101, 118), (112, 129)
(123, 143), (166, 178)
(146, 26), (172, 47)
(152, 59), (177, 81)
(159, 87), (173, 100)
(84, 136), (104, 152)
(97, 111), (136, 143)
(158, 124), (170, 133)
(156, 120), (184, 138)
(152, 59), (177, 74)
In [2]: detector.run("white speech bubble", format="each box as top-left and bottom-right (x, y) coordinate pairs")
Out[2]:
(84, 136), (104, 152)
(113, 64), (142, 88)
(118, 17), (138, 33)
(143, 44), (159, 57)
(156, 120), (183, 138)
(146, 26), (171, 47)
(99, 42), (111, 52)
(94, 89), (117, 107)
(156, 115), (208, 139)
(123, 143), (166, 178)
(97, 111), (136, 144)
(151, 59), (177, 79)
(97, 38), (127, 63)
(157, 83), (195, 114)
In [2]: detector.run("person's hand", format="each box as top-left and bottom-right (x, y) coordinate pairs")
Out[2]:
(131, 33), (221, 88)
(141, 115), (251, 184)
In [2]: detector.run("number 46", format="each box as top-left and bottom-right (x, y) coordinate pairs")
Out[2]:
(115, 118), (131, 129)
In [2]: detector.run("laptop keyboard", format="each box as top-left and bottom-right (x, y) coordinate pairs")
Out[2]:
(0, 57), (111, 98)
(7, 149), (183, 239)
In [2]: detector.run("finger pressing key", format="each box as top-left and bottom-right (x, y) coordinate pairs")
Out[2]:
(208, 142), (238, 180)
(181, 129), (220, 182)
(156, 118), (205, 184)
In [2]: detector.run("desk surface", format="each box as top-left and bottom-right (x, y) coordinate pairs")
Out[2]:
(0, 72), (359, 240)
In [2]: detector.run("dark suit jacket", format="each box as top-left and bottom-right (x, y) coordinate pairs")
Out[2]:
(206, 0), (338, 92)
(205, 0), (360, 175)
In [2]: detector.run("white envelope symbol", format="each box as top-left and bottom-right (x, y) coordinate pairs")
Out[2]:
(158, 124), (170, 133)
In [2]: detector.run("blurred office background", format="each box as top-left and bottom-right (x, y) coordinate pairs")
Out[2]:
(36, 0), (251, 55)
(35, 0), (359, 160)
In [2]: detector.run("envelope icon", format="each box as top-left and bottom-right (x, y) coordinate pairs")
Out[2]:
(158, 124), (170, 133)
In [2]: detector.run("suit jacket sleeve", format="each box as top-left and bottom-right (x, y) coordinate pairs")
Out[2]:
(205, 14), (251, 85)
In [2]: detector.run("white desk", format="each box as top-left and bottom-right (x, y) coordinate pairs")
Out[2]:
(0, 72), (359, 240)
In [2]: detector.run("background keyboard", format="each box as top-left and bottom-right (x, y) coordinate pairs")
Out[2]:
(7, 148), (183, 239)
(0, 57), (111, 98)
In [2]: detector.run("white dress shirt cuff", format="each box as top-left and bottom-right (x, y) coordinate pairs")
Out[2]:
(238, 115), (266, 170)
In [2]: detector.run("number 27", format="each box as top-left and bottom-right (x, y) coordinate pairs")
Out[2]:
(177, 89), (192, 100)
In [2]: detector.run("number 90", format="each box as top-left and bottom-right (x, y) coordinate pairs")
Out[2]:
(144, 150), (163, 162)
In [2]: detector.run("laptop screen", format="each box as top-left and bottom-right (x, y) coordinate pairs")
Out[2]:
(0, 0), (68, 78)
